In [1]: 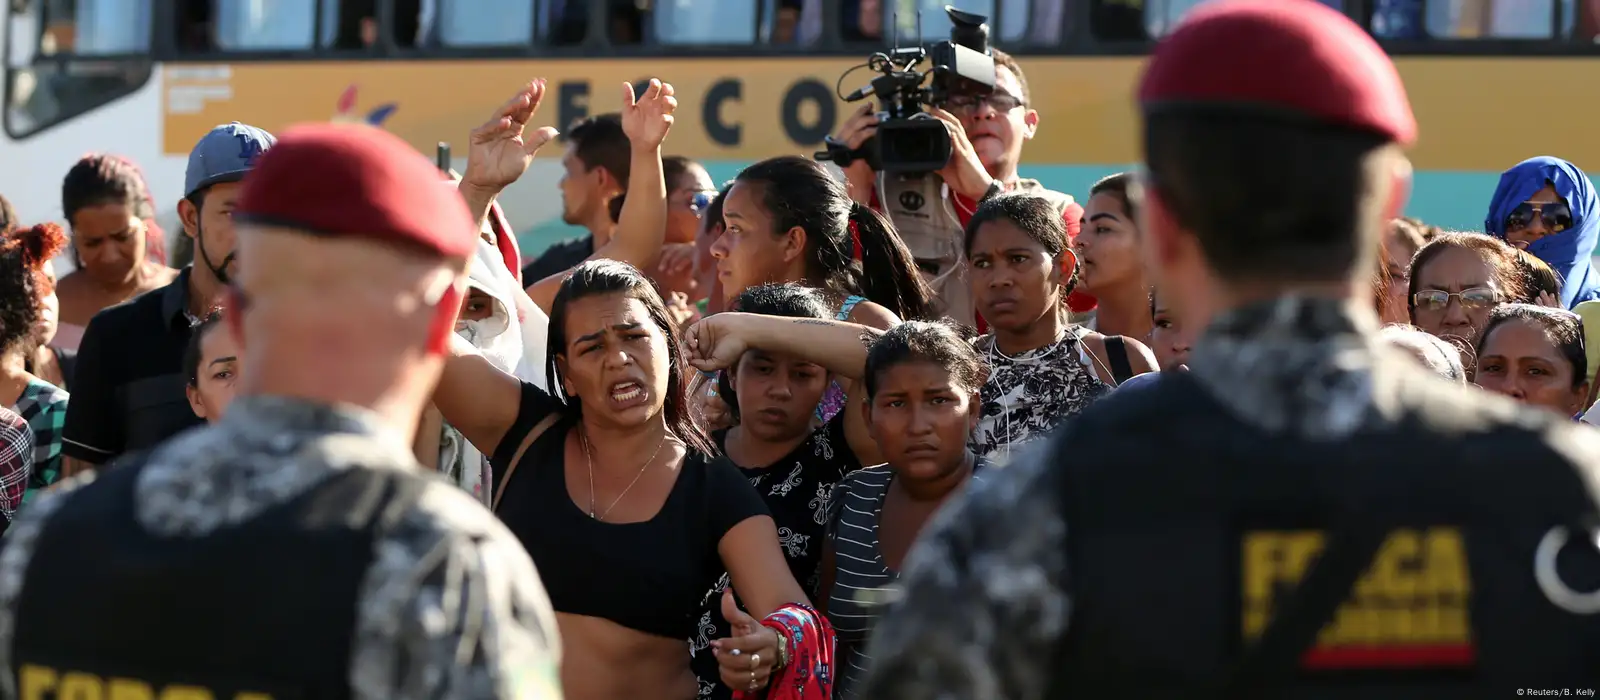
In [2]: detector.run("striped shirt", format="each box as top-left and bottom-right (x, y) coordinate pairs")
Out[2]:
(824, 459), (990, 698)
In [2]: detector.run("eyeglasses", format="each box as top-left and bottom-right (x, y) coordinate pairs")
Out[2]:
(1505, 200), (1572, 234)
(944, 93), (1026, 115)
(1413, 287), (1498, 312)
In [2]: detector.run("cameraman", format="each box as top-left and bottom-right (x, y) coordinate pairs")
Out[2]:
(832, 49), (1095, 327)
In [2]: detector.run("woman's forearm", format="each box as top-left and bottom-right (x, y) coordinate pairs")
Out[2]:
(742, 314), (881, 380)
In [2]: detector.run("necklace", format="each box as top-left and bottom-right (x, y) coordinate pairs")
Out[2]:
(582, 428), (667, 521)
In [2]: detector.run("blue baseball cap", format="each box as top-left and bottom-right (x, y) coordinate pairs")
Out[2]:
(184, 122), (277, 199)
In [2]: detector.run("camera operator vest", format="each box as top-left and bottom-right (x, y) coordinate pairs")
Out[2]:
(1045, 368), (1600, 696)
(877, 174), (1078, 326)
(10, 457), (426, 700)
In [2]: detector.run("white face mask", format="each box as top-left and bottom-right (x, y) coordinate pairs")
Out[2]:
(455, 318), (488, 346)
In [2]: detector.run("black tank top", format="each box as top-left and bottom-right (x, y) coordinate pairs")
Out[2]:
(491, 382), (768, 640)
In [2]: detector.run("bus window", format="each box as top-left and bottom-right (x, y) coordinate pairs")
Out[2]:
(889, 0), (999, 42)
(438, 0), (533, 46)
(1147, 0), (1342, 36)
(213, 0), (317, 50)
(653, 0), (758, 43)
(1414, 0), (1577, 38)
(1091, 0), (1145, 40)
(6, 0), (152, 138)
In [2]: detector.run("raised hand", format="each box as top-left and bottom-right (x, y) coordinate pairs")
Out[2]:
(462, 79), (561, 193)
(621, 79), (678, 150)
(684, 314), (750, 373)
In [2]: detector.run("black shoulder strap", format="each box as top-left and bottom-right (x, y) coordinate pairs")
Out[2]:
(1219, 522), (1391, 697)
(1105, 336), (1134, 386)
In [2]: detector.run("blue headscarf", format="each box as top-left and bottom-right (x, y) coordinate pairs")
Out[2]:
(1484, 156), (1600, 309)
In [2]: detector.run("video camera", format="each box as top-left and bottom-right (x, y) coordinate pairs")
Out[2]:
(815, 6), (998, 175)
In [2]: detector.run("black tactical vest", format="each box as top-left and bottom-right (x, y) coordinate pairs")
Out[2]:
(11, 456), (426, 700)
(1048, 368), (1600, 697)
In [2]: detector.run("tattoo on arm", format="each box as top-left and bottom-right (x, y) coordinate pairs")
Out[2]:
(793, 319), (832, 327)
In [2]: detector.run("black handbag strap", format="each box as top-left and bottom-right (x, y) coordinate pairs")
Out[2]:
(1104, 336), (1134, 386)
(1220, 523), (1392, 697)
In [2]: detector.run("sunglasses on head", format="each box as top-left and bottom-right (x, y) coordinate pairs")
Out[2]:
(1505, 200), (1573, 234)
(1413, 287), (1498, 312)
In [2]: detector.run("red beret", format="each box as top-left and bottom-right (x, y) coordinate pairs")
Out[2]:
(1138, 0), (1416, 146)
(236, 123), (477, 259)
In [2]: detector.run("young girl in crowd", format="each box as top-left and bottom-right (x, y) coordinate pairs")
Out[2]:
(965, 194), (1157, 463)
(434, 260), (827, 700)
(1474, 304), (1590, 419)
(1407, 231), (1532, 344)
(820, 321), (990, 699)
(182, 306), (238, 423)
(1075, 173), (1152, 341)
(688, 283), (867, 700)
(0, 223), (70, 503)
(708, 155), (934, 428)
(682, 308), (990, 699)
(1147, 286), (1192, 371)
(54, 154), (176, 351)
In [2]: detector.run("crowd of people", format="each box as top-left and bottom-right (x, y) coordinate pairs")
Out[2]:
(0, 0), (1595, 697)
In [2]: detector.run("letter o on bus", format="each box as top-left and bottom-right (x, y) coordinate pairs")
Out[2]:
(781, 79), (836, 146)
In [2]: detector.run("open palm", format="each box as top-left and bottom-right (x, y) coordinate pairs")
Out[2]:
(621, 79), (678, 149)
(462, 78), (561, 192)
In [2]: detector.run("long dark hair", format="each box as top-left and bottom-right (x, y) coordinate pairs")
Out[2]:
(717, 283), (830, 423)
(61, 152), (168, 265)
(546, 259), (714, 455)
(735, 156), (934, 320)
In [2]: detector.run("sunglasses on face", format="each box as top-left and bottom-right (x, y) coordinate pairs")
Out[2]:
(687, 191), (715, 218)
(1505, 200), (1573, 234)
(944, 93), (1026, 115)
(1413, 287), (1498, 312)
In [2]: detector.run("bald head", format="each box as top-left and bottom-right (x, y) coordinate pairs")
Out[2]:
(230, 124), (480, 433)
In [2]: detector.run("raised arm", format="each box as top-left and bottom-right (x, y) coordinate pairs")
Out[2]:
(684, 312), (883, 382)
(433, 334), (526, 459)
(525, 80), (678, 311)
(457, 80), (561, 240)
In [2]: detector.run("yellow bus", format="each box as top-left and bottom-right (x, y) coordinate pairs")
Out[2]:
(3, 0), (1596, 256)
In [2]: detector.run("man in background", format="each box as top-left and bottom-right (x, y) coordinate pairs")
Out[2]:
(520, 113), (630, 284)
(63, 122), (274, 473)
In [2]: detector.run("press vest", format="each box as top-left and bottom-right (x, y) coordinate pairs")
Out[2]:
(11, 457), (426, 700)
(1047, 368), (1600, 695)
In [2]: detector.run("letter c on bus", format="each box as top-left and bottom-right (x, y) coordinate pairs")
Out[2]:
(1534, 525), (1600, 614)
(703, 79), (741, 147)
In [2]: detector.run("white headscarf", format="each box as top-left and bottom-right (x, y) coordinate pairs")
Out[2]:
(441, 238), (553, 505)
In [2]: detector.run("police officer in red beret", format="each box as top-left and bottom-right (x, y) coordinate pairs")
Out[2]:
(860, 1), (1600, 696)
(0, 124), (563, 699)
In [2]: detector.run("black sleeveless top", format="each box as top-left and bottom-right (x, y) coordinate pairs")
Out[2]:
(491, 382), (769, 640)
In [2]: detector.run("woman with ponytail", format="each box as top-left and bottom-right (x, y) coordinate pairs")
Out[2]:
(0, 223), (71, 503)
(54, 153), (178, 351)
(707, 156), (933, 441)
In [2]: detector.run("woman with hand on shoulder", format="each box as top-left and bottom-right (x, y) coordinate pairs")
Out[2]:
(688, 282), (869, 700)
(456, 78), (678, 314)
(433, 260), (830, 700)
(966, 194), (1157, 464)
